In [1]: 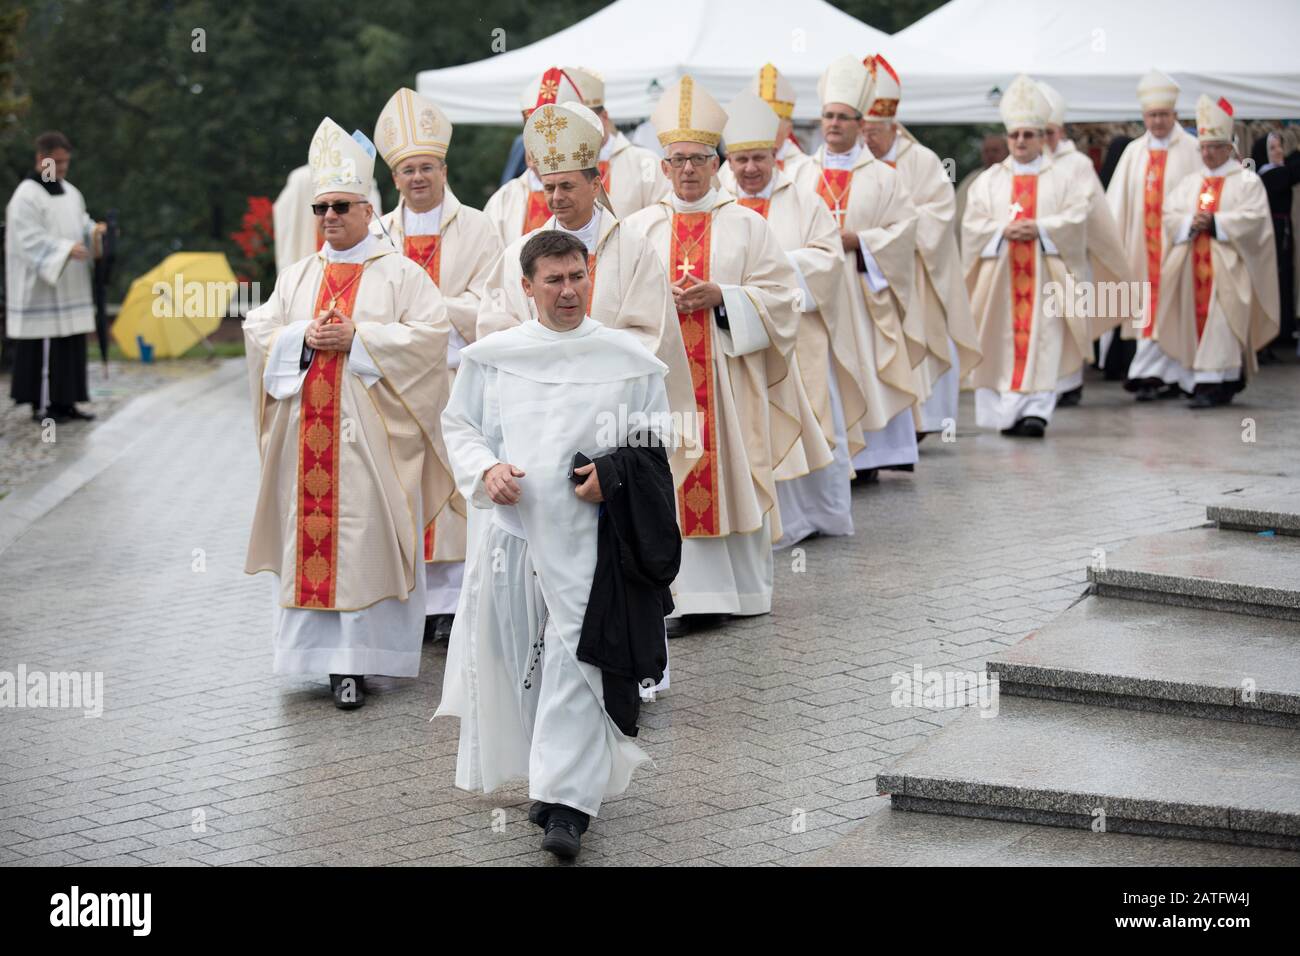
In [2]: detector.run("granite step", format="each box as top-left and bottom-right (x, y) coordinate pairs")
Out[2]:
(1088, 526), (1300, 620)
(809, 803), (1300, 867)
(1207, 498), (1300, 536)
(876, 696), (1300, 851)
(989, 596), (1300, 727)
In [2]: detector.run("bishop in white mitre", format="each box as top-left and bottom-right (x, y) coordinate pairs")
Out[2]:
(565, 67), (670, 217)
(243, 118), (453, 709)
(482, 68), (585, 246)
(962, 75), (1092, 438)
(476, 100), (695, 462)
(1151, 95), (1278, 407)
(791, 55), (921, 476)
(370, 87), (503, 644)
(721, 90), (865, 547)
(718, 64), (812, 190)
(1037, 80), (1134, 405)
(1107, 70), (1204, 400)
(860, 54), (981, 436)
(625, 77), (801, 631)
(273, 165), (382, 275)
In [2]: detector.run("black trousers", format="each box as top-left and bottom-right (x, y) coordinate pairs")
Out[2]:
(9, 334), (89, 410)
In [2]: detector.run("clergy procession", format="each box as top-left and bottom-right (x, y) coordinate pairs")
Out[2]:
(7, 0), (1300, 882)
(217, 54), (1285, 861)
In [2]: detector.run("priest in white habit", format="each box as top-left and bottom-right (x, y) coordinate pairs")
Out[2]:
(1151, 95), (1278, 408)
(1107, 70), (1203, 401)
(482, 68), (586, 246)
(565, 67), (670, 218)
(791, 56), (921, 478)
(273, 165), (382, 275)
(243, 118), (454, 709)
(625, 77), (801, 635)
(370, 87), (503, 645)
(476, 100), (695, 456)
(5, 131), (105, 423)
(962, 75), (1091, 438)
(1036, 80), (1133, 406)
(436, 230), (672, 859)
(860, 54), (981, 437)
(721, 90), (867, 547)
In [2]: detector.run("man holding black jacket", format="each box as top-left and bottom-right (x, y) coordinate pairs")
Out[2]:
(437, 230), (678, 860)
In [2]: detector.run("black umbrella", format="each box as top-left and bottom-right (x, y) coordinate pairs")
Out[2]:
(91, 209), (119, 366)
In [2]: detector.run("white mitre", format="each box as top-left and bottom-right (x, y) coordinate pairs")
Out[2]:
(1196, 94), (1234, 144)
(375, 87), (452, 167)
(1000, 74), (1051, 131)
(1137, 69), (1180, 111)
(309, 116), (374, 200)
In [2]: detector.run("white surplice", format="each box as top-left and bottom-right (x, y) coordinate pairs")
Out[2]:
(436, 317), (671, 817)
(4, 177), (96, 340)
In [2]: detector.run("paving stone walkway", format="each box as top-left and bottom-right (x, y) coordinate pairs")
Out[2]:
(1, 356), (1296, 866)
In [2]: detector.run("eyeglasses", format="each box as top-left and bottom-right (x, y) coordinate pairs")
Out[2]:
(310, 200), (368, 216)
(667, 155), (713, 168)
(821, 111), (860, 123)
(1008, 131), (1038, 141)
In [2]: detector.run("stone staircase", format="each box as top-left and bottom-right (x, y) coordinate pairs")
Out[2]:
(814, 498), (1300, 864)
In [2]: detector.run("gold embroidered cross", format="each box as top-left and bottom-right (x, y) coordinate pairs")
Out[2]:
(534, 107), (568, 145)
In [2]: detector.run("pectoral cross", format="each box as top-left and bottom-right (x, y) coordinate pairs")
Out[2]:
(1199, 190), (1216, 210)
(677, 257), (695, 281)
(1008, 201), (1024, 222)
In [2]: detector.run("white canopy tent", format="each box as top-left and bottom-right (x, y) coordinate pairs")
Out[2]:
(895, 0), (1300, 121)
(415, 0), (985, 126)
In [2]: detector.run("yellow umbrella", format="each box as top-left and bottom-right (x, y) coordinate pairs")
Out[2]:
(112, 252), (238, 359)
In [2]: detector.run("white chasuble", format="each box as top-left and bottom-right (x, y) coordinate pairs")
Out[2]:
(962, 154), (1090, 428)
(625, 190), (801, 615)
(373, 190), (503, 612)
(793, 145), (921, 469)
(1154, 162), (1279, 386)
(242, 237), (453, 675)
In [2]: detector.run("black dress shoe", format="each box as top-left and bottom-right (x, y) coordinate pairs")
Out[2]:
(1134, 385), (1159, 402)
(1056, 386), (1083, 407)
(666, 617), (690, 640)
(1003, 416), (1046, 437)
(851, 468), (880, 485)
(539, 806), (588, 860)
(881, 463), (914, 472)
(433, 614), (453, 643)
(66, 406), (96, 421)
(329, 674), (365, 709)
(423, 615), (438, 642)
(1188, 388), (1217, 409)
(1157, 383), (1184, 400)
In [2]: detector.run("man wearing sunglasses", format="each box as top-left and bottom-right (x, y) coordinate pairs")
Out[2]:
(370, 88), (503, 647)
(961, 75), (1091, 439)
(243, 117), (454, 710)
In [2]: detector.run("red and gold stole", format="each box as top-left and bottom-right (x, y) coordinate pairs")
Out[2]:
(1192, 176), (1225, 342)
(404, 234), (443, 562)
(1141, 150), (1169, 338)
(524, 190), (551, 235)
(815, 168), (852, 227)
(1009, 174), (1038, 392)
(598, 160), (611, 193)
(736, 196), (770, 218)
(295, 262), (364, 608)
(671, 211), (720, 537)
